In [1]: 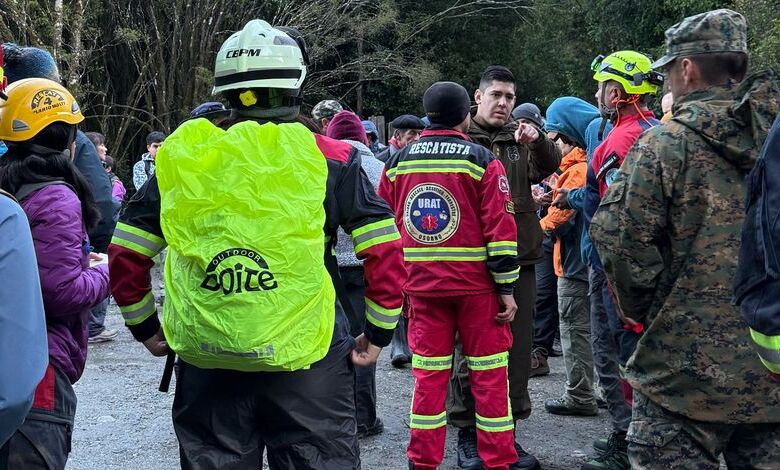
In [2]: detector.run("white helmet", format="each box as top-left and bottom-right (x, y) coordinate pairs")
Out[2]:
(212, 20), (308, 96)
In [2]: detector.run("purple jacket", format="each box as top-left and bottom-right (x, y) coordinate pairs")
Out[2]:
(20, 184), (110, 383)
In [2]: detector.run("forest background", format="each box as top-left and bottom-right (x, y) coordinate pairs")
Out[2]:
(1, 0), (778, 184)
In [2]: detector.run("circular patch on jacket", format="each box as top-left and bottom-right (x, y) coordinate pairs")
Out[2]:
(404, 183), (460, 244)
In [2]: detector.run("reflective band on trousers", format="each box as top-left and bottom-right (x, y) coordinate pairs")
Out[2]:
(119, 291), (156, 326)
(111, 222), (166, 258)
(351, 218), (400, 254)
(750, 328), (780, 373)
(386, 159), (485, 182)
(475, 413), (514, 433)
(365, 298), (401, 330)
(465, 351), (509, 371)
(492, 268), (520, 284)
(412, 354), (452, 371)
(409, 411), (447, 430)
(403, 246), (487, 262)
(486, 241), (518, 257)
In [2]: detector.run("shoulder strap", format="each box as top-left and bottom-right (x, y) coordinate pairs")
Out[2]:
(15, 181), (74, 202)
(0, 188), (17, 202)
(144, 159), (153, 177)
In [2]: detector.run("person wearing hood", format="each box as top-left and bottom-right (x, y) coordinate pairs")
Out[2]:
(362, 120), (385, 154)
(591, 9), (780, 468)
(326, 110), (386, 438)
(537, 97), (598, 420)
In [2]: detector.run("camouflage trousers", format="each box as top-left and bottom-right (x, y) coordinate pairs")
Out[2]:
(627, 392), (780, 469)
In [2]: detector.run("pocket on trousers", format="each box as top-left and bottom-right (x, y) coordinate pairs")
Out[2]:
(627, 420), (682, 448)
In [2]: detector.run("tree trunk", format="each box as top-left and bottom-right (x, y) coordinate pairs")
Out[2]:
(53, 0), (64, 61)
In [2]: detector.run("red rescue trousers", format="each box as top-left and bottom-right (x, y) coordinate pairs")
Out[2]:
(407, 293), (516, 470)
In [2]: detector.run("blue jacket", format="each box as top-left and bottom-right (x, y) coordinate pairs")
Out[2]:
(0, 193), (48, 446)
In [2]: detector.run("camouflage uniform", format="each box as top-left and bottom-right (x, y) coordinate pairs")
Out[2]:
(590, 9), (780, 469)
(311, 99), (343, 120)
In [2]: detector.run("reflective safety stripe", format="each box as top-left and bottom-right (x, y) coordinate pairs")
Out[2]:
(120, 292), (156, 326)
(112, 222), (166, 258)
(475, 413), (514, 433)
(386, 159), (485, 182)
(409, 411), (447, 430)
(465, 351), (509, 371)
(491, 268), (520, 284)
(750, 329), (780, 373)
(487, 241), (518, 257)
(412, 354), (452, 371)
(352, 218), (400, 253)
(365, 298), (401, 330)
(403, 246), (487, 262)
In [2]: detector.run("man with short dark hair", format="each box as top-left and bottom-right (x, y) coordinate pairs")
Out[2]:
(375, 114), (425, 164)
(448, 65), (560, 470)
(591, 9), (780, 469)
(132, 131), (166, 190)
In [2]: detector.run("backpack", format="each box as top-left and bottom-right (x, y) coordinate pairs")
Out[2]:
(155, 119), (336, 372)
(734, 113), (780, 377)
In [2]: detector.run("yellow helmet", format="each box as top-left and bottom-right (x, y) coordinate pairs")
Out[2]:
(0, 78), (84, 142)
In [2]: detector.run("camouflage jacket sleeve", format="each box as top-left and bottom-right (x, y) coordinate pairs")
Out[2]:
(589, 138), (671, 321)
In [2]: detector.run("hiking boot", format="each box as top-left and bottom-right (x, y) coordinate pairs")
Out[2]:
(510, 442), (541, 470)
(390, 317), (412, 368)
(581, 431), (629, 470)
(456, 426), (483, 469)
(530, 347), (550, 377)
(550, 337), (563, 357)
(544, 396), (598, 416)
(593, 436), (610, 455)
(88, 329), (118, 344)
(391, 353), (412, 368)
(357, 418), (384, 439)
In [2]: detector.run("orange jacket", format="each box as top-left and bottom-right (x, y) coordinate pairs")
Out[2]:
(539, 147), (587, 277)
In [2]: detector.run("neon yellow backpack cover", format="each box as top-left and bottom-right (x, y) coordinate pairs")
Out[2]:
(155, 119), (335, 371)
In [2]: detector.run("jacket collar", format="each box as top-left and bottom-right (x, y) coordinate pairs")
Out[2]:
(420, 129), (471, 141)
(468, 115), (517, 145)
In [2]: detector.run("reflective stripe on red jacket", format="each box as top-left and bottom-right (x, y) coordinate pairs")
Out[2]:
(378, 128), (519, 296)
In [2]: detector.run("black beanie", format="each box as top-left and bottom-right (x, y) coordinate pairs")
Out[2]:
(423, 81), (471, 128)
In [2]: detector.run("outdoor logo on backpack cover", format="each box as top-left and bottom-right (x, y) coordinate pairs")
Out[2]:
(404, 183), (460, 244)
(201, 247), (278, 295)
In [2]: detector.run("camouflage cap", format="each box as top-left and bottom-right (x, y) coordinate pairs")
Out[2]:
(311, 99), (343, 120)
(652, 9), (747, 69)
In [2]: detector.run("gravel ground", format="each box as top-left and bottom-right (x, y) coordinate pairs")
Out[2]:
(67, 304), (611, 470)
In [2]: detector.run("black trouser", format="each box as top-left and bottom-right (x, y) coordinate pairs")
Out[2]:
(172, 352), (360, 470)
(6, 365), (76, 470)
(533, 236), (558, 353)
(339, 266), (378, 431)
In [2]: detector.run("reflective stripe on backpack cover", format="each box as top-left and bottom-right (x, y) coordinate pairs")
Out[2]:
(155, 118), (335, 372)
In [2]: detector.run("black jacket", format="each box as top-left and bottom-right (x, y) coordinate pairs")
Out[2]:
(73, 131), (119, 252)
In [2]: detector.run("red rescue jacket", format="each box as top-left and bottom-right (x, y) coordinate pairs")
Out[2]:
(378, 128), (519, 296)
